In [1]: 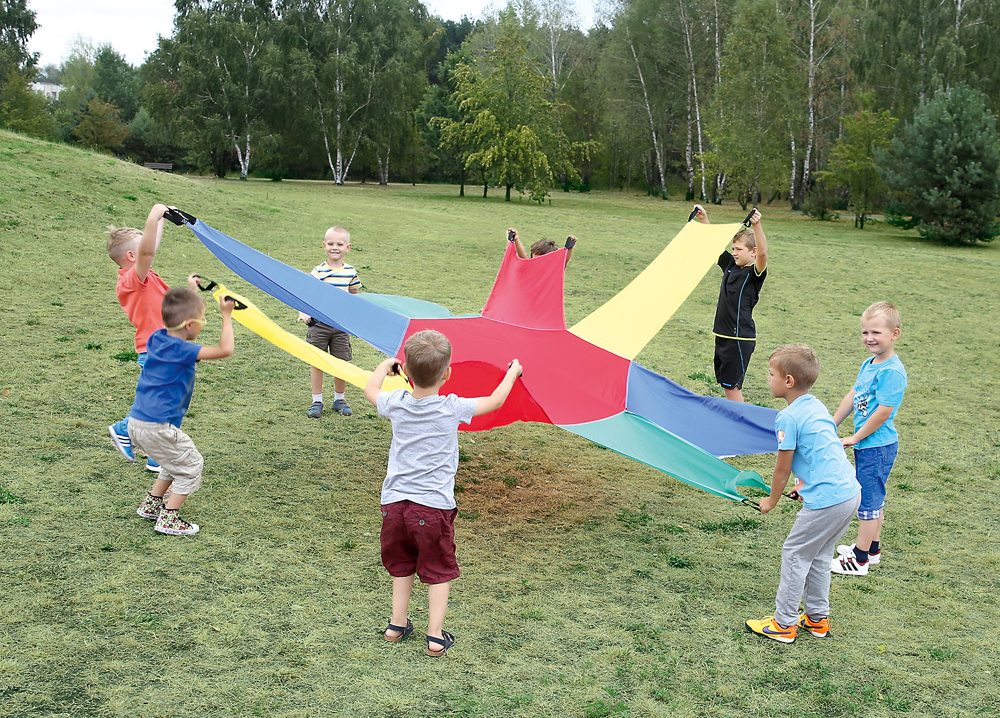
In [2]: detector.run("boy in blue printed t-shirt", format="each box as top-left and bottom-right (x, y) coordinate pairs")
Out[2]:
(831, 302), (907, 576)
(129, 288), (236, 536)
(746, 344), (861, 644)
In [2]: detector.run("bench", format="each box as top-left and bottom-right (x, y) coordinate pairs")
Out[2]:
(143, 162), (174, 172)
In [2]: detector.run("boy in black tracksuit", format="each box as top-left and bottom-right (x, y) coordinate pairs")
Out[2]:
(692, 205), (769, 402)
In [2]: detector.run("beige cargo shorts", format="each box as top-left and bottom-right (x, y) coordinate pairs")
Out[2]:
(128, 419), (204, 495)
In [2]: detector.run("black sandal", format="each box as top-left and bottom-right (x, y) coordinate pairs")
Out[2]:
(425, 630), (455, 657)
(383, 618), (414, 643)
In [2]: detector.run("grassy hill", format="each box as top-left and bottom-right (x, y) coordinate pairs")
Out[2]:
(1, 130), (998, 717)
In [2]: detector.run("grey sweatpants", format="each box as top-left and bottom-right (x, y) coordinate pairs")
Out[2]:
(774, 493), (861, 627)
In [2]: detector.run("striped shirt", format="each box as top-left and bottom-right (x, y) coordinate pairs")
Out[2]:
(310, 261), (361, 292)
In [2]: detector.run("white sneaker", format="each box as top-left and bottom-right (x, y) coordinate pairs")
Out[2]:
(836, 543), (881, 565)
(831, 554), (869, 575)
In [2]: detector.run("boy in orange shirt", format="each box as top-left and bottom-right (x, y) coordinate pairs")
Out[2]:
(106, 203), (196, 472)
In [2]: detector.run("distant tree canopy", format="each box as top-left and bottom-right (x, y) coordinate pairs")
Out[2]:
(4, 0), (1000, 236)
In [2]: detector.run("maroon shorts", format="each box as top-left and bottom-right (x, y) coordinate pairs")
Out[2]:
(380, 501), (460, 584)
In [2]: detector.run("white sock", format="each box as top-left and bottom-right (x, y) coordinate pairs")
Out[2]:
(334, 392), (346, 402)
(312, 393), (323, 404)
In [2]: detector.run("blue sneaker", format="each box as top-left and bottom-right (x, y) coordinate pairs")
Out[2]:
(145, 458), (161, 473)
(108, 423), (135, 462)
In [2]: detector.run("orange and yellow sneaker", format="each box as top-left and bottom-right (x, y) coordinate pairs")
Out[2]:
(745, 616), (797, 644)
(797, 614), (831, 638)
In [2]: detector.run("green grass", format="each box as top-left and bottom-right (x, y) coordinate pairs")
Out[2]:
(1, 129), (999, 717)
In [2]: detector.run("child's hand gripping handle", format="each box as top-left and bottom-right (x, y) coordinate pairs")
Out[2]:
(742, 207), (759, 228)
(191, 274), (218, 292)
(163, 206), (198, 226)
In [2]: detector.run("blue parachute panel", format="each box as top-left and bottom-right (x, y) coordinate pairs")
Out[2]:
(626, 362), (778, 457)
(187, 220), (410, 356)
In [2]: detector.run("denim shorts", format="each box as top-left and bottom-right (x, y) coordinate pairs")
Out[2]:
(854, 442), (898, 520)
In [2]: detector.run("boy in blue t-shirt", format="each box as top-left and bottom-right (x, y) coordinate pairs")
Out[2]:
(831, 302), (907, 576)
(128, 288), (236, 536)
(746, 344), (861, 644)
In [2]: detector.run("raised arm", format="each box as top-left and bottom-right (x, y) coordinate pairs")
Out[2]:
(365, 357), (401, 405)
(508, 228), (529, 259)
(198, 297), (236, 361)
(135, 204), (169, 281)
(474, 360), (522, 416)
(692, 204), (710, 224)
(564, 235), (577, 265)
(749, 209), (767, 274)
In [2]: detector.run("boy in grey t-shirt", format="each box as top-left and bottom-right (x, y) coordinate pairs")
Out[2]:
(365, 330), (522, 657)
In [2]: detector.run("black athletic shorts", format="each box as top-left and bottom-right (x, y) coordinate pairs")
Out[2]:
(714, 336), (756, 389)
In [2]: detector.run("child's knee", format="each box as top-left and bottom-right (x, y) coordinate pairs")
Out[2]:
(169, 450), (204, 495)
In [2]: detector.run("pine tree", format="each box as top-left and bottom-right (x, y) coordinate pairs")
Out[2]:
(883, 85), (1000, 245)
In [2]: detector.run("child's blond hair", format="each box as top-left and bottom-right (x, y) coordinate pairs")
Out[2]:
(769, 344), (820, 391)
(862, 301), (901, 330)
(404, 330), (452, 388)
(106, 226), (142, 263)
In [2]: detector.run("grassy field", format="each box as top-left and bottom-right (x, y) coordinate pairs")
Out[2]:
(1, 129), (998, 718)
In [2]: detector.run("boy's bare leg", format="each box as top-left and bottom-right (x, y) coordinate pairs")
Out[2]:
(149, 478), (171, 498)
(386, 574), (415, 639)
(724, 386), (745, 402)
(426, 581), (450, 639)
(310, 367), (324, 396)
(855, 518), (879, 551)
(164, 492), (189, 511)
(334, 377), (347, 395)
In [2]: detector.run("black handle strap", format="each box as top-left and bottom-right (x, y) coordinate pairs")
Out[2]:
(193, 276), (218, 292)
(688, 208), (699, 222)
(163, 207), (198, 226)
(742, 207), (758, 228)
(222, 295), (247, 310)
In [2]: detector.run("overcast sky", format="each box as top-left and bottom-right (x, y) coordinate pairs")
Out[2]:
(27, 0), (597, 69)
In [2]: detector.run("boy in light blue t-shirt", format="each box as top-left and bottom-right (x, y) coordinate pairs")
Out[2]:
(746, 344), (861, 644)
(831, 302), (907, 576)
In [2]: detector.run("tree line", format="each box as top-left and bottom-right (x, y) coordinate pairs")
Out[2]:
(2, 0), (998, 243)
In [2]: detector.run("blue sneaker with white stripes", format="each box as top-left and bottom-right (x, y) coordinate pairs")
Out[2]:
(108, 422), (135, 462)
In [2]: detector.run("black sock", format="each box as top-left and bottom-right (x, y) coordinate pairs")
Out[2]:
(853, 546), (870, 564)
(870, 540), (880, 555)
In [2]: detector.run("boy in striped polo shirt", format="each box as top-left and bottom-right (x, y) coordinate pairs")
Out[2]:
(298, 226), (362, 418)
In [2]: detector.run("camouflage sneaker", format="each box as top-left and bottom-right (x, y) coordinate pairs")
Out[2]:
(332, 398), (353, 416)
(136, 493), (164, 520)
(155, 508), (200, 536)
